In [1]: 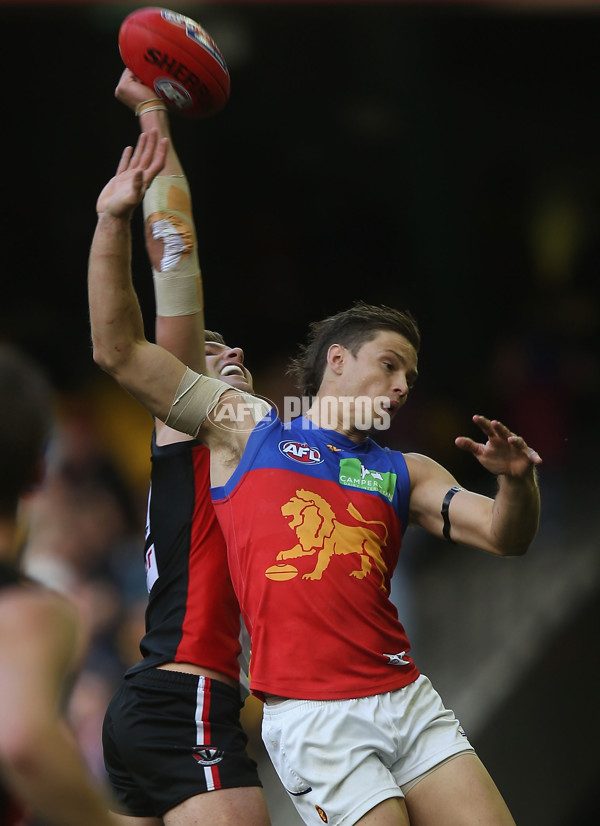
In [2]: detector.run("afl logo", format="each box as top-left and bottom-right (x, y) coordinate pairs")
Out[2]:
(278, 441), (323, 464)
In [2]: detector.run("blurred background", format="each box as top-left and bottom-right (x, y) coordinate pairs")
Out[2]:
(2, 1), (599, 824)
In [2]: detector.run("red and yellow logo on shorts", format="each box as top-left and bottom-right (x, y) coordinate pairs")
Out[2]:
(315, 804), (328, 823)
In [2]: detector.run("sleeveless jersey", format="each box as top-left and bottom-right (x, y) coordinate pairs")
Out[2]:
(211, 411), (420, 701)
(0, 561), (29, 826)
(127, 435), (242, 682)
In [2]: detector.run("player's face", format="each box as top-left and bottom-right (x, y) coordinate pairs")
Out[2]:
(335, 330), (418, 426)
(205, 341), (254, 392)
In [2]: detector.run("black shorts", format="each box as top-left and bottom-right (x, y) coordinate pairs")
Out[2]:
(102, 668), (262, 817)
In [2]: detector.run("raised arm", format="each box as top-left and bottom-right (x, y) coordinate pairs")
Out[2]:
(407, 415), (541, 556)
(115, 69), (207, 443)
(88, 130), (256, 472)
(88, 129), (187, 422)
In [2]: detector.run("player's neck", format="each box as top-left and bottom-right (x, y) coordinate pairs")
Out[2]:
(304, 398), (368, 444)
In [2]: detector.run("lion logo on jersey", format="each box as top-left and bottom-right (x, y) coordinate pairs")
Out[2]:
(273, 489), (389, 590)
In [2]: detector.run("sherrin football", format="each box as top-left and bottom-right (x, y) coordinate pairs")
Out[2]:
(119, 7), (230, 118)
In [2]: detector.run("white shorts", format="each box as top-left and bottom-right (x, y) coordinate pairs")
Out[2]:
(261, 675), (475, 826)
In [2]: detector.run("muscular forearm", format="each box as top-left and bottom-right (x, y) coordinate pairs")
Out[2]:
(139, 111), (206, 371)
(138, 107), (183, 176)
(88, 210), (185, 422)
(88, 212), (146, 376)
(490, 469), (540, 556)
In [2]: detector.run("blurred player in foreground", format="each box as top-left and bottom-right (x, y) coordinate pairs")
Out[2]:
(0, 344), (117, 826)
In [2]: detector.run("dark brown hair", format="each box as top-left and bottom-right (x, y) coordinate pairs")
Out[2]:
(288, 301), (420, 397)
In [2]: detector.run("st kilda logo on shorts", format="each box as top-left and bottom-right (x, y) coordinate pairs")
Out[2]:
(192, 745), (224, 766)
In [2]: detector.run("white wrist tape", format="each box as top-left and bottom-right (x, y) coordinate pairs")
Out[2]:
(165, 367), (271, 437)
(143, 175), (202, 317)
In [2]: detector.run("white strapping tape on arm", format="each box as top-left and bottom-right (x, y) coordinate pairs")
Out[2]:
(165, 367), (271, 437)
(143, 175), (202, 317)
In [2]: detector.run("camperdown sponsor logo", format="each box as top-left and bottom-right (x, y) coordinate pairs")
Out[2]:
(339, 458), (397, 502)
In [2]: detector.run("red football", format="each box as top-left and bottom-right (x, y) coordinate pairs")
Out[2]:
(118, 7), (230, 118)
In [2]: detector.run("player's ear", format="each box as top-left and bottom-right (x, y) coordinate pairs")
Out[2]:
(326, 344), (346, 375)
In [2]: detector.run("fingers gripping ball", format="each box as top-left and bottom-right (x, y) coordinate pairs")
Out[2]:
(119, 7), (230, 118)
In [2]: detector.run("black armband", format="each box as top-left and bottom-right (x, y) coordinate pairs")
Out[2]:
(441, 485), (463, 544)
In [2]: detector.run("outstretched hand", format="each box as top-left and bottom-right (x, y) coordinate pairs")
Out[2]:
(96, 130), (168, 219)
(115, 67), (155, 113)
(455, 415), (542, 478)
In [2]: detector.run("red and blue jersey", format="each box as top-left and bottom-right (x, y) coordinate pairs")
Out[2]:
(211, 410), (420, 700)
